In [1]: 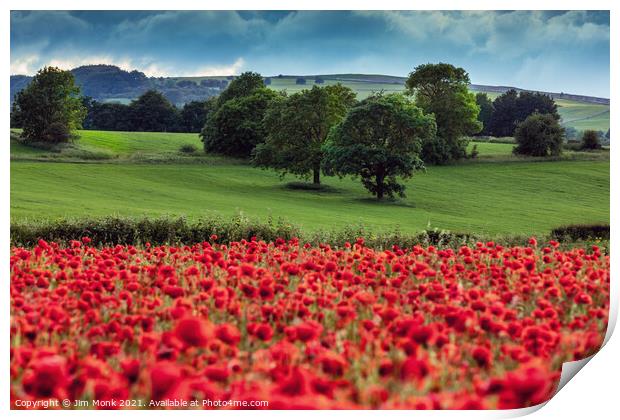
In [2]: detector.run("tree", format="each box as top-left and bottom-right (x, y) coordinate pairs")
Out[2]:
(487, 89), (519, 137)
(515, 91), (559, 122)
(201, 88), (280, 157)
(254, 84), (356, 185)
(475, 93), (494, 135)
(12, 66), (86, 143)
(181, 98), (216, 133)
(488, 89), (559, 137)
(217, 72), (264, 107)
(10, 101), (23, 129)
(127, 90), (180, 132)
(581, 130), (602, 150)
(405, 63), (481, 164)
(513, 113), (564, 157)
(296, 78), (307, 85)
(88, 102), (132, 131)
(323, 94), (436, 199)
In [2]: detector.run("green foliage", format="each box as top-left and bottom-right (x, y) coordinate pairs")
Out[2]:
(127, 90), (179, 132)
(10, 215), (301, 247)
(10, 216), (608, 252)
(550, 223), (609, 241)
(405, 63), (481, 164)
(86, 102), (133, 131)
(323, 93), (436, 199)
(488, 89), (560, 137)
(254, 84), (356, 184)
(216, 71), (265, 107)
(202, 88), (280, 157)
(581, 130), (602, 150)
(180, 98), (216, 133)
(475, 92), (494, 135)
(13, 67), (86, 144)
(514, 113), (564, 157)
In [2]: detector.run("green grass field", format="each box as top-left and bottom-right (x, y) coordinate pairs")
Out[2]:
(10, 130), (609, 236)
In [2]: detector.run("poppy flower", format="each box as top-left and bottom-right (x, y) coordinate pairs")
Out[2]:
(174, 316), (211, 347)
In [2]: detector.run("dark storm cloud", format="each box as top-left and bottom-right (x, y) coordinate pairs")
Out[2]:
(10, 10), (610, 97)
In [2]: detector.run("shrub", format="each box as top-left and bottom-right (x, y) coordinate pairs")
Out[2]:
(10, 216), (301, 247)
(179, 143), (199, 154)
(581, 130), (602, 150)
(513, 113), (564, 157)
(10, 216), (608, 252)
(551, 224), (609, 241)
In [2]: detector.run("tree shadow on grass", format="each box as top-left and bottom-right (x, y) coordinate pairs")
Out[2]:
(281, 182), (342, 194)
(354, 197), (417, 208)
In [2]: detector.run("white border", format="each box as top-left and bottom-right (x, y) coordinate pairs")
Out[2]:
(2, 2), (616, 420)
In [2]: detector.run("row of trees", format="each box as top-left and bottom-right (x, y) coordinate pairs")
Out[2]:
(476, 89), (559, 137)
(81, 93), (214, 133)
(11, 67), (214, 136)
(200, 64), (481, 198)
(14, 64), (590, 200)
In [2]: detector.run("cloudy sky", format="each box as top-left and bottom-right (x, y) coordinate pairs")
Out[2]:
(10, 10), (610, 97)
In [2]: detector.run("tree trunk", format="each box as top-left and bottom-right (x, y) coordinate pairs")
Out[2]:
(313, 166), (320, 185)
(376, 174), (384, 200)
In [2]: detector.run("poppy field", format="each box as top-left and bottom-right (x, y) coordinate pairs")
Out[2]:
(10, 237), (609, 409)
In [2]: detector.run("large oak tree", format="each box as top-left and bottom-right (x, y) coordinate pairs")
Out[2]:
(254, 84), (356, 185)
(323, 93), (436, 200)
(405, 63), (481, 164)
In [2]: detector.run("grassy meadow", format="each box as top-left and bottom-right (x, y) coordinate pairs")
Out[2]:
(10, 130), (609, 236)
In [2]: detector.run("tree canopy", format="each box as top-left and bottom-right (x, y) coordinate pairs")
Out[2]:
(13, 66), (86, 143)
(405, 63), (481, 164)
(513, 112), (564, 157)
(475, 92), (494, 135)
(323, 94), (436, 199)
(127, 90), (180, 132)
(216, 72), (265, 107)
(487, 89), (559, 137)
(180, 98), (216, 133)
(254, 84), (356, 185)
(202, 88), (280, 157)
(581, 130), (602, 150)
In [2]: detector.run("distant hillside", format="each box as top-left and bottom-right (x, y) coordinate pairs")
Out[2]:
(10, 65), (610, 131)
(10, 65), (230, 106)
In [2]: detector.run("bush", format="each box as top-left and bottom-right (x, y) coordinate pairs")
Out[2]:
(179, 143), (199, 154)
(550, 224), (609, 241)
(581, 130), (602, 150)
(10, 216), (301, 247)
(513, 113), (564, 157)
(10, 216), (608, 252)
